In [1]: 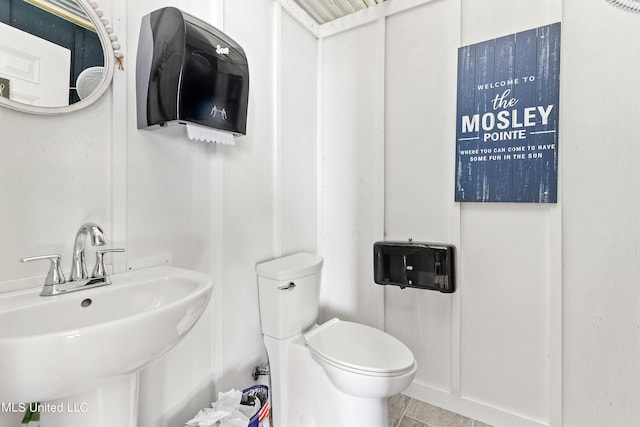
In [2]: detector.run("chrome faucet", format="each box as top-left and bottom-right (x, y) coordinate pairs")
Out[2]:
(70, 222), (106, 281)
(21, 222), (124, 296)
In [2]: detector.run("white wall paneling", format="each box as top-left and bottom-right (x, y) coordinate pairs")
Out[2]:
(450, 0), (463, 399)
(320, 20), (384, 327)
(562, 0), (640, 426)
(319, 0), (562, 426)
(110, 0), (127, 277)
(279, 9), (319, 256)
(316, 35), (325, 257)
(459, 205), (550, 421)
(0, 14), (114, 427)
(125, 1), (223, 423)
(0, 0), (317, 425)
(220, 0), (275, 393)
(384, 0), (459, 395)
(373, 16), (386, 331)
(273, 3), (283, 259)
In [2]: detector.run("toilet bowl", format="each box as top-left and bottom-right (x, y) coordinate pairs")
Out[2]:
(305, 318), (417, 399)
(256, 253), (417, 427)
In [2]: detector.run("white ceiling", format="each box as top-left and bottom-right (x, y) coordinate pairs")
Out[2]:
(294, 0), (386, 24)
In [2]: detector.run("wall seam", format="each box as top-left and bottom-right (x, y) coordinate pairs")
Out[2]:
(111, 0), (127, 273)
(451, 0), (463, 399)
(273, 3), (283, 258)
(316, 34), (325, 321)
(212, 0), (226, 391)
(549, 2), (563, 425)
(376, 16), (386, 331)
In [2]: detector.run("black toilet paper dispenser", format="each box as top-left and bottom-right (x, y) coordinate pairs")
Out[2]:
(373, 240), (456, 293)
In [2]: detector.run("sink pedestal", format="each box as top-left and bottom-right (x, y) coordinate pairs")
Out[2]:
(39, 374), (138, 427)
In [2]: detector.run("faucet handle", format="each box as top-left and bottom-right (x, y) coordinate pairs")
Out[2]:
(92, 248), (125, 278)
(21, 254), (66, 286)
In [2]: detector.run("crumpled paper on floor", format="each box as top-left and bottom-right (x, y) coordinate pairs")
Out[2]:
(185, 389), (250, 427)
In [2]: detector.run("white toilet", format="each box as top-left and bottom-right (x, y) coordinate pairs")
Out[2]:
(256, 252), (417, 427)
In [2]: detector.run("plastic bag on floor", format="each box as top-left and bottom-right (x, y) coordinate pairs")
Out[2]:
(241, 386), (270, 427)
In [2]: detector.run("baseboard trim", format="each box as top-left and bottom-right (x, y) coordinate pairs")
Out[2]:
(404, 381), (549, 427)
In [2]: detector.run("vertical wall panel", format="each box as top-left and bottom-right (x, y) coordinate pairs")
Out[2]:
(321, 21), (383, 326)
(458, 0), (559, 422)
(562, 0), (640, 426)
(126, 2), (222, 426)
(460, 204), (549, 420)
(220, 0), (277, 393)
(386, 0), (559, 424)
(384, 0), (459, 392)
(280, 11), (318, 256)
(322, 0), (557, 423)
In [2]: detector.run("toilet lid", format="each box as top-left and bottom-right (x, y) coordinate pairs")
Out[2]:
(304, 319), (415, 374)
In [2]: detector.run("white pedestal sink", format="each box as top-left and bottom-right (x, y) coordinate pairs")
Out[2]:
(0, 266), (213, 426)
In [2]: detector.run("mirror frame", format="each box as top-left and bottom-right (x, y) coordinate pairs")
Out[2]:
(0, 0), (120, 115)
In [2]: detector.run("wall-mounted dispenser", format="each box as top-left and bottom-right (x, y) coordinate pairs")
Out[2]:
(373, 240), (456, 293)
(136, 7), (249, 138)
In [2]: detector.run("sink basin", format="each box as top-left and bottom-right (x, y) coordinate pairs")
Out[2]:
(0, 265), (212, 402)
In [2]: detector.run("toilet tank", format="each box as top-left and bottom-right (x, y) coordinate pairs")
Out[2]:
(256, 253), (324, 339)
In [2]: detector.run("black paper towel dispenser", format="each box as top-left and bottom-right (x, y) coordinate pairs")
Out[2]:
(136, 7), (249, 134)
(374, 241), (456, 293)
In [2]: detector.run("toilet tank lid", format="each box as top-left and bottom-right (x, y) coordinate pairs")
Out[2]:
(256, 253), (324, 280)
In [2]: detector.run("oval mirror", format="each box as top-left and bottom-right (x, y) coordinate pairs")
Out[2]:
(0, 0), (120, 114)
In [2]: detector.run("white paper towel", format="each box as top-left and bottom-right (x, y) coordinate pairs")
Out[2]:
(186, 123), (236, 145)
(185, 389), (250, 427)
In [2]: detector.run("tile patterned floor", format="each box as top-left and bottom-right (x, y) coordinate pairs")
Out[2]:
(389, 395), (493, 427)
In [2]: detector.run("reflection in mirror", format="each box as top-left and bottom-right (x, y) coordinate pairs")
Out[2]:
(0, 0), (120, 113)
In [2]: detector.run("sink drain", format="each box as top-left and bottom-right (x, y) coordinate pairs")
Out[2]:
(81, 299), (92, 308)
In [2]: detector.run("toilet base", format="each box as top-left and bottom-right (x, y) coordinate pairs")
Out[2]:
(264, 335), (390, 427)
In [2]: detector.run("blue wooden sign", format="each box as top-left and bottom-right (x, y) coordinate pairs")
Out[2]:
(455, 23), (561, 203)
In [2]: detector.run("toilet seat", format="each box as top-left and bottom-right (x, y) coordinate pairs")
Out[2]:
(304, 318), (415, 376)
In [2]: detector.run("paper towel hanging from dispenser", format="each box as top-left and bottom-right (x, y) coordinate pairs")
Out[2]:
(136, 7), (249, 142)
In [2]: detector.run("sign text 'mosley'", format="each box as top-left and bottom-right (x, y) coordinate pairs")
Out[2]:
(461, 88), (554, 141)
(462, 105), (554, 133)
